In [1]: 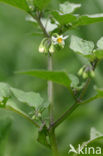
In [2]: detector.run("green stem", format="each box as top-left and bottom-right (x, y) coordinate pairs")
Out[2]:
(51, 95), (99, 129)
(78, 78), (91, 101)
(51, 60), (99, 129)
(48, 54), (54, 123)
(49, 129), (59, 156)
(80, 95), (99, 105)
(3, 105), (40, 128)
(48, 54), (59, 156)
(32, 10), (59, 156)
(51, 103), (79, 129)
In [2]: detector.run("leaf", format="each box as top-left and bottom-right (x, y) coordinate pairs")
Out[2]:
(78, 128), (103, 154)
(59, 2), (81, 14)
(90, 127), (103, 140)
(0, 83), (10, 102)
(33, 0), (51, 10)
(97, 37), (103, 49)
(0, 0), (29, 12)
(25, 15), (37, 23)
(0, 82), (46, 113)
(70, 35), (94, 56)
(6, 102), (34, 122)
(10, 87), (43, 109)
(41, 18), (57, 32)
(69, 74), (79, 88)
(52, 11), (77, 25)
(52, 2), (81, 25)
(94, 87), (103, 97)
(73, 128), (103, 156)
(93, 49), (103, 59)
(74, 14), (103, 27)
(37, 124), (50, 148)
(16, 70), (71, 89)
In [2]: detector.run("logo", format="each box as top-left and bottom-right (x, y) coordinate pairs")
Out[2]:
(68, 144), (102, 155)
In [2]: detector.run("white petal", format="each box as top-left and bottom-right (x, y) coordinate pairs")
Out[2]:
(62, 41), (65, 45)
(63, 35), (69, 40)
(53, 41), (58, 45)
(58, 35), (63, 39)
(52, 36), (57, 42)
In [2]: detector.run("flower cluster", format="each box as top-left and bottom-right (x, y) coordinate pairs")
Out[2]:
(78, 65), (95, 79)
(38, 34), (68, 54)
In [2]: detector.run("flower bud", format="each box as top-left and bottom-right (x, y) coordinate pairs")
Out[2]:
(78, 67), (84, 76)
(29, 5), (34, 11)
(39, 44), (45, 53)
(38, 38), (48, 53)
(90, 70), (95, 78)
(38, 113), (41, 118)
(82, 72), (88, 79)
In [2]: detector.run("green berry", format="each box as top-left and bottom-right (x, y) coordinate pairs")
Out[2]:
(90, 70), (95, 78)
(78, 67), (84, 76)
(38, 113), (41, 118)
(82, 72), (88, 79)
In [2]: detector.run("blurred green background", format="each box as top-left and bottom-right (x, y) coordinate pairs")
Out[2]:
(0, 0), (103, 155)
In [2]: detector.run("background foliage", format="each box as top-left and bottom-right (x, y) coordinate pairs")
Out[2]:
(0, 0), (103, 155)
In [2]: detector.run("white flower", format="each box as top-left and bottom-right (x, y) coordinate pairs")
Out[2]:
(52, 35), (68, 47)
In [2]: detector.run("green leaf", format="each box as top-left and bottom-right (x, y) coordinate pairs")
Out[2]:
(10, 87), (43, 109)
(37, 124), (50, 148)
(52, 11), (77, 25)
(74, 128), (103, 156)
(6, 102), (35, 122)
(52, 2), (81, 25)
(79, 128), (103, 155)
(70, 35), (94, 56)
(0, 82), (45, 112)
(16, 70), (71, 89)
(74, 14), (103, 27)
(97, 37), (103, 49)
(41, 18), (57, 32)
(93, 49), (103, 59)
(33, 0), (51, 10)
(59, 2), (81, 14)
(95, 87), (103, 97)
(0, 0), (29, 12)
(0, 83), (11, 103)
(69, 74), (79, 88)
